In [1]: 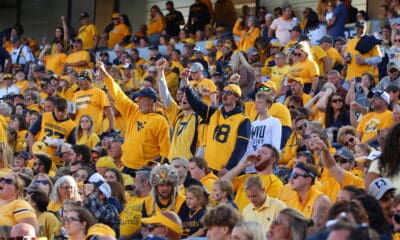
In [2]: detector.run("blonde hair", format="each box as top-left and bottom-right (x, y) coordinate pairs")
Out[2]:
(233, 221), (267, 240)
(0, 142), (13, 169)
(75, 115), (95, 140)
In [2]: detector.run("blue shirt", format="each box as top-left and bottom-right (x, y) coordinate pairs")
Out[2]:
(329, 3), (347, 38)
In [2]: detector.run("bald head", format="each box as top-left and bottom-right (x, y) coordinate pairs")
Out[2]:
(10, 223), (36, 238)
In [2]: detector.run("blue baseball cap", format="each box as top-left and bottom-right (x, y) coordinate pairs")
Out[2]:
(132, 87), (158, 102)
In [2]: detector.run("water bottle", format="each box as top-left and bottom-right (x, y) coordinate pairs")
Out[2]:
(345, 52), (351, 64)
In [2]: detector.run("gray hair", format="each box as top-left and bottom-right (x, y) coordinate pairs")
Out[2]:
(0, 103), (12, 116)
(50, 175), (80, 202)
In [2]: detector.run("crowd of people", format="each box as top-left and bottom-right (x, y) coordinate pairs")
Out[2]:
(0, 0), (400, 239)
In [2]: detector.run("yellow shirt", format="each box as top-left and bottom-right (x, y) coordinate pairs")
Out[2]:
(200, 172), (218, 194)
(284, 93), (312, 106)
(269, 65), (291, 92)
(72, 87), (111, 135)
(242, 196), (287, 231)
(238, 27), (261, 51)
(283, 185), (324, 218)
(291, 59), (319, 84)
(244, 101), (291, 127)
(147, 15), (165, 35)
(38, 211), (61, 240)
(64, 50), (90, 74)
(78, 24), (98, 50)
(76, 132), (100, 149)
(119, 196), (150, 236)
(345, 36), (381, 80)
(142, 193), (186, 217)
(357, 110), (393, 143)
(326, 47), (343, 69)
(189, 78), (217, 106)
(0, 199), (36, 227)
(311, 45), (328, 77)
(233, 174), (283, 212)
(318, 170), (364, 202)
(47, 201), (62, 213)
(108, 24), (130, 49)
(44, 53), (67, 75)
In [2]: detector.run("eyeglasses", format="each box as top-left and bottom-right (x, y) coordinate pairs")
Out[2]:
(389, 68), (398, 73)
(258, 86), (271, 92)
(290, 172), (309, 179)
(34, 180), (49, 185)
(8, 237), (36, 240)
(344, 137), (355, 147)
(331, 98), (343, 103)
(63, 217), (81, 225)
(0, 177), (14, 184)
(394, 39), (400, 42)
(288, 105), (296, 109)
(296, 123), (307, 131)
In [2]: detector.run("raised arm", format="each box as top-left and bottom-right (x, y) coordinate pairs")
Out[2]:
(61, 16), (69, 43)
(156, 58), (174, 107)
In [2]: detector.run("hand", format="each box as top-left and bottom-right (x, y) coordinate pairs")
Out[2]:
(199, 85), (210, 96)
(310, 137), (329, 152)
(349, 77), (356, 86)
(356, 57), (364, 65)
(61, 16), (65, 22)
(96, 61), (107, 75)
(181, 68), (191, 87)
(229, 73), (240, 84)
(156, 58), (166, 73)
(350, 101), (359, 111)
(218, 168), (228, 177)
(243, 154), (259, 167)
(84, 183), (94, 197)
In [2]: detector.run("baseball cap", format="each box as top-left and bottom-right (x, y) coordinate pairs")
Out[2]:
(318, 35), (334, 44)
(121, 63), (133, 69)
(131, 87), (158, 102)
(79, 12), (89, 19)
(365, 150), (381, 161)
(205, 41), (215, 49)
(86, 223), (116, 239)
(11, 36), (20, 43)
(247, 47), (259, 56)
(190, 62), (204, 73)
(334, 36), (346, 44)
(223, 84), (242, 97)
(368, 178), (396, 200)
(334, 147), (355, 162)
(0, 94), (14, 101)
(288, 76), (304, 85)
(183, 38), (196, 45)
(385, 84), (400, 93)
(95, 156), (117, 168)
(387, 61), (399, 71)
(32, 141), (48, 156)
(2, 74), (14, 80)
(53, 143), (72, 157)
(257, 81), (277, 92)
(77, 69), (93, 82)
(290, 26), (301, 33)
(372, 90), (391, 105)
(193, 45), (203, 53)
(142, 212), (183, 235)
(86, 173), (112, 198)
(14, 150), (29, 160)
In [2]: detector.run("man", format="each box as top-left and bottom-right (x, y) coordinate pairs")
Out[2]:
(344, 20), (382, 81)
(183, 70), (250, 174)
(28, 97), (76, 165)
(77, 12), (98, 50)
(242, 92), (282, 173)
(188, 157), (218, 194)
(368, 177), (396, 224)
(268, 52), (291, 93)
(157, 59), (204, 160)
(10, 223), (36, 239)
(32, 154), (52, 175)
(108, 13), (130, 49)
(247, 47), (261, 65)
(312, 137), (364, 202)
(84, 173), (120, 234)
(222, 144), (283, 211)
(97, 61), (170, 173)
(142, 164), (186, 217)
(171, 157), (202, 195)
(10, 36), (35, 68)
(109, 139), (123, 168)
(72, 69), (114, 135)
(120, 168), (151, 239)
(187, 0), (211, 35)
(242, 175), (286, 231)
(327, 0), (347, 38)
(0, 74), (20, 98)
(63, 38), (90, 74)
(112, 45), (124, 65)
(375, 62), (400, 91)
(356, 90), (393, 145)
(141, 211), (183, 240)
(165, 1), (184, 37)
(68, 144), (92, 166)
(284, 77), (311, 106)
(188, 62), (217, 106)
(326, 70), (347, 99)
(99, 51), (112, 66)
(54, 143), (72, 165)
(286, 162), (331, 233)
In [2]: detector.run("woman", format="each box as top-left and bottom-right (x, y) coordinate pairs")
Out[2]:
(38, 41), (67, 76)
(75, 115), (100, 150)
(9, 114), (28, 151)
(0, 142), (13, 170)
(63, 207), (95, 240)
(267, 208), (311, 240)
(304, 10), (326, 46)
(50, 17), (69, 54)
(365, 123), (400, 190)
(345, 72), (375, 112)
(147, 5), (166, 45)
(292, 42), (319, 94)
(0, 173), (39, 231)
(48, 176), (81, 213)
(104, 168), (125, 186)
(269, 5), (297, 46)
(337, 125), (361, 151)
(231, 221), (266, 240)
(324, 93), (350, 141)
(234, 16), (260, 51)
(73, 166), (94, 184)
(28, 173), (54, 196)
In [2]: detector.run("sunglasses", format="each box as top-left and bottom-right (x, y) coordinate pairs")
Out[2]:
(34, 180), (49, 185)
(0, 177), (14, 184)
(389, 68), (398, 73)
(293, 52), (302, 56)
(344, 137), (355, 147)
(290, 172), (309, 179)
(221, 90), (235, 96)
(258, 86), (271, 92)
(336, 158), (349, 164)
(331, 98), (343, 103)
(112, 18), (119, 20)
(297, 123), (307, 131)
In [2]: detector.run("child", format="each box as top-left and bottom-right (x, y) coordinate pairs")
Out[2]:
(179, 185), (208, 238)
(212, 179), (238, 209)
(353, 143), (372, 178)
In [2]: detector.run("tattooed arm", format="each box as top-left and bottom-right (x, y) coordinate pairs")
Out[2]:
(310, 195), (331, 234)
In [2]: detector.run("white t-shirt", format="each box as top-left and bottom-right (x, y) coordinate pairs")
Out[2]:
(308, 24), (327, 46)
(242, 116), (282, 173)
(270, 17), (297, 46)
(11, 45), (35, 65)
(0, 85), (20, 98)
